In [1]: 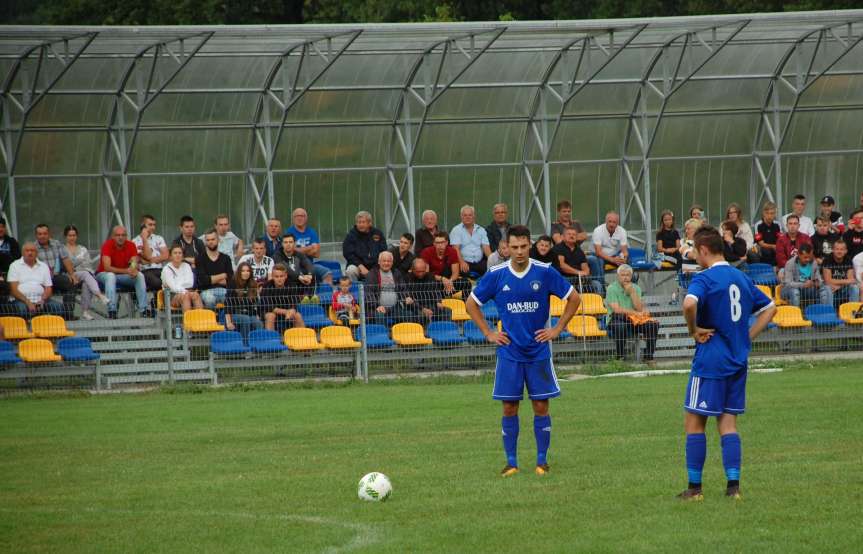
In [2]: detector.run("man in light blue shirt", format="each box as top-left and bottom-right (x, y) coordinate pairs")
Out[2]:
(450, 205), (492, 277)
(286, 207), (333, 285)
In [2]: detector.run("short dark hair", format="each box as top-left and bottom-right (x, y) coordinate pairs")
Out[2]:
(833, 239), (847, 249)
(851, 209), (863, 219)
(35, 223), (49, 232)
(180, 215), (195, 225)
(401, 232), (414, 244)
(722, 220), (739, 236)
(252, 238), (265, 246)
(272, 263), (288, 273)
(556, 200), (572, 211)
(793, 194), (806, 201)
(282, 233), (296, 242)
(140, 214), (156, 223)
(786, 214), (800, 224)
(506, 225), (531, 242)
(693, 225), (724, 255)
(338, 275), (352, 284)
(203, 227), (218, 237)
(0, 218), (6, 226)
(433, 231), (449, 242)
(798, 243), (814, 255)
(535, 234), (552, 244)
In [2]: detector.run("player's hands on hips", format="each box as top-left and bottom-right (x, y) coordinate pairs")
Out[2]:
(534, 327), (560, 343)
(486, 331), (510, 345)
(692, 327), (714, 343)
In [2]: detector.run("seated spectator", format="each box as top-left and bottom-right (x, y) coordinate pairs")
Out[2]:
(781, 194), (815, 236)
(204, 215), (243, 268)
(96, 226), (148, 318)
(0, 218), (21, 301)
(592, 211), (629, 279)
(529, 235), (555, 264)
(551, 200), (574, 244)
(64, 225), (108, 321)
(364, 251), (411, 324)
(420, 231), (469, 296)
(842, 209), (863, 259)
(721, 220), (747, 266)
(195, 229), (234, 309)
(273, 234), (316, 303)
(343, 211), (387, 281)
(331, 276), (359, 325)
(287, 207), (332, 285)
(781, 244), (831, 307)
(405, 258), (447, 323)
(847, 192), (863, 223)
(225, 262), (263, 342)
(689, 204), (706, 223)
(605, 264), (658, 362)
(485, 203), (511, 252)
(7, 242), (62, 318)
(450, 205), (491, 277)
(160, 245), (203, 312)
(812, 216), (840, 264)
(755, 202), (781, 266)
(818, 195), (844, 233)
(776, 215), (812, 270)
(238, 239), (274, 285)
(553, 226), (593, 292)
(133, 214), (169, 291)
(260, 218), (282, 258)
(35, 223), (78, 319)
(414, 209), (440, 256)
(679, 218), (703, 274)
(172, 215), (205, 268)
(261, 264), (305, 331)
(725, 203), (756, 260)
(822, 240), (859, 306)
(656, 210), (682, 268)
(388, 233), (415, 275)
(487, 239), (510, 269)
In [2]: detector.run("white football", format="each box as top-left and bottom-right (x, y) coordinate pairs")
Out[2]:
(357, 472), (392, 502)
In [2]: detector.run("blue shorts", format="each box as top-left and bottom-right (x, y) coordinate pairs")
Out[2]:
(684, 370), (747, 416)
(493, 357), (560, 401)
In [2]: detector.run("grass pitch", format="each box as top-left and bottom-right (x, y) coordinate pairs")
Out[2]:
(1, 362), (862, 553)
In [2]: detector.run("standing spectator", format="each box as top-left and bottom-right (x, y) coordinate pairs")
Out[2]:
(842, 209), (863, 259)
(160, 245), (203, 312)
(64, 225), (108, 321)
(34, 223), (78, 319)
(781, 194), (815, 236)
(172, 215), (205, 268)
(811, 216), (840, 264)
(414, 209), (440, 256)
(822, 240), (860, 306)
(776, 215), (812, 270)
(725, 203), (755, 254)
(273, 234), (316, 303)
(260, 218), (282, 258)
(238, 239), (274, 284)
(388, 233), (416, 275)
(331, 275), (359, 325)
(0, 218), (21, 298)
(529, 235), (555, 264)
(450, 205), (492, 277)
(485, 203), (511, 253)
(195, 229), (234, 309)
(487, 239), (510, 269)
(755, 201), (781, 266)
(287, 207), (333, 285)
(781, 243), (831, 307)
(7, 242), (62, 318)
(553, 226), (591, 291)
(96, 225), (148, 319)
(420, 231), (467, 296)
(225, 262), (263, 342)
(818, 196), (844, 233)
(405, 258), (447, 324)
(261, 264), (305, 331)
(551, 200), (573, 244)
(656, 210), (682, 268)
(205, 215), (243, 268)
(342, 211), (387, 281)
(364, 251), (410, 324)
(592, 211), (629, 281)
(133, 214), (169, 291)
(721, 221), (747, 266)
(605, 264), (658, 362)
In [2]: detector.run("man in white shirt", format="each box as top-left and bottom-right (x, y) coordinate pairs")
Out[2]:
(133, 214), (169, 291)
(450, 205), (492, 277)
(202, 215), (243, 268)
(7, 242), (63, 317)
(238, 239), (274, 284)
(781, 194), (815, 236)
(592, 211), (630, 283)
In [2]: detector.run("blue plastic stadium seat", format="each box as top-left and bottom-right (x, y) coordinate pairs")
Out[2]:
(249, 329), (288, 353)
(210, 331), (252, 355)
(427, 321), (467, 346)
(464, 320), (492, 344)
(363, 324), (394, 349)
(297, 304), (332, 329)
(628, 248), (656, 271)
(57, 337), (100, 362)
(0, 341), (22, 364)
(316, 260), (343, 281)
(747, 263), (779, 286)
(804, 304), (843, 328)
(316, 283), (334, 306)
(550, 317), (572, 339)
(480, 300), (499, 321)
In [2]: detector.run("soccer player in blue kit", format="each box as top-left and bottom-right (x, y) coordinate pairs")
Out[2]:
(679, 226), (776, 500)
(465, 225), (581, 477)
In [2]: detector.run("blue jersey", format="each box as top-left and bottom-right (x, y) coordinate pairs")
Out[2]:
(471, 260), (574, 362)
(685, 262), (773, 378)
(286, 226), (320, 250)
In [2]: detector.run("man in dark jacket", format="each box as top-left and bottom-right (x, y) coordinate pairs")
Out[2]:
(485, 203), (511, 253)
(405, 257), (447, 323)
(343, 211), (387, 281)
(364, 251), (411, 324)
(273, 234), (316, 303)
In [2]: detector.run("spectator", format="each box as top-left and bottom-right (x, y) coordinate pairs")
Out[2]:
(287, 207), (333, 286)
(273, 234), (315, 303)
(388, 233), (415, 275)
(529, 235), (555, 264)
(812, 216), (840, 264)
(689, 204), (706, 223)
(725, 202), (755, 255)
(842, 209), (863, 259)
(63, 225), (108, 321)
(160, 245), (203, 312)
(238, 239), (274, 285)
(0, 218), (21, 300)
(96, 225), (148, 319)
(721, 220), (747, 266)
(822, 240), (860, 306)
(655, 209), (682, 268)
(420, 231), (467, 296)
(818, 196), (844, 233)
(172, 215), (205, 268)
(776, 214), (812, 270)
(755, 201), (781, 266)
(551, 200), (574, 244)
(343, 211), (387, 281)
(847, 191), (863, 223)
(225, 262), (263, 342)
(592, 211), (629, 281)
(7, 242), (62, 318)
(405, 258), (447, 323)
(364, 251), (411, 324)
(679, 218), (703, 274)
(485, 203), (511, 252)
(195, 228), (234, 309)
(331, 276), (358, 325)
(853, 250), (863, 292)
(34, 223), (78, 319)
(781, 243), (831, 307)
(553, 226), (592, 291)
(260, 218), (282, 258)
(133, 214), (169, 291)
(605, 264), (658, 362)
(781, 194), (815, 236)
(487, 239), (510, 269)
(261, 264), (305, 331)
(204, 215), (243, 268)
(450, 205), (491, 277)
(414, 209), (440, 256)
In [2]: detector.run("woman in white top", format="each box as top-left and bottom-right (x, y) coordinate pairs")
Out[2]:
(64, 225), (109, 320)
(160, 245), (203, 312)
(725, 202), (755, 252)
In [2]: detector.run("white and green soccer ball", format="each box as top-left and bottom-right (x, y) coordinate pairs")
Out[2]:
(357, 472), (392, 502)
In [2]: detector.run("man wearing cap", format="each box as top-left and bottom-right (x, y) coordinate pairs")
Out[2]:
(818, 195), (844, 234)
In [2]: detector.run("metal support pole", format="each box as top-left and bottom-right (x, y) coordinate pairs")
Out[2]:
(164, 288), (175, 385)
(358, 283), (369, 383)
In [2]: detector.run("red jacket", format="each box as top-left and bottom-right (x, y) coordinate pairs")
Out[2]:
(775, 232), (811, 268)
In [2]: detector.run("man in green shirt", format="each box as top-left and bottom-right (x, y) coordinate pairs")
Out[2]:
(605, 264), (659, 362)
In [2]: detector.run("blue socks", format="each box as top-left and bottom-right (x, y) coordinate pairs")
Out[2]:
(502, 415), (519, 467)
(685, 433), (707, 486)
(721, 433), (742, 482)
(534, 415), (551, 466)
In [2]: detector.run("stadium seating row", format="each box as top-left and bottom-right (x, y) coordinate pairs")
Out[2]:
(0, 337), (99, 364)
(0, 315), (75, 340)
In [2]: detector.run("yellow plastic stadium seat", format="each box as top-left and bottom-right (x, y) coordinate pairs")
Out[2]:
(773, 306), (812, 328)
(157, 289), (181, 312)
(661, 261), (676, 270)
(549, 295), (565, 317)
(283, 327), (324, 351)
(183, 309), (225, 333)
(838, 302), (863, 325)
(756, 285), (773, 300)
(327, 306), (359, 326)
(441, 298), (470, 322)
(0, 316), (34, 340)
(391, 322), (433, 346)
(578, 293), (607, 316)
(774, 285), (787, 306)
(31, 315), (75, 338)
(320, 326), (361, 349)
(567, 316), (607, 338)
(19, 338), (62, 363)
